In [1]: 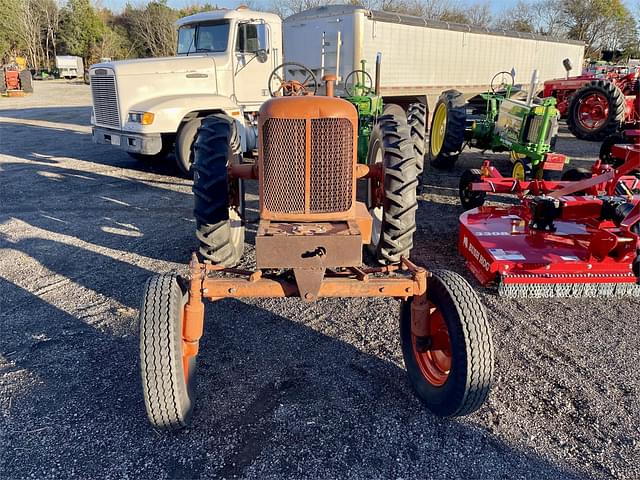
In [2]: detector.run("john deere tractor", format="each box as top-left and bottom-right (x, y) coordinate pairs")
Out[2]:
(429, 70), (566, 180)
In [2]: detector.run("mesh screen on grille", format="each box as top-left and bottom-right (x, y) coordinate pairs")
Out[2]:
(310, 118), (353, 213)
(262, 118), (306, 213)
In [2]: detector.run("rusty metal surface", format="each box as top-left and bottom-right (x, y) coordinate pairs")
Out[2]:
(255, 220), (362, 269)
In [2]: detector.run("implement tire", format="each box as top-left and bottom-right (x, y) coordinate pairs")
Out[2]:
(366, 104), (418, 264)
(140, 274), (195, 431)
(193, 114), (244, 267)
(400, 270), (494, 417)
(429, 90), (466, 169)
(567, 80), (626, 141)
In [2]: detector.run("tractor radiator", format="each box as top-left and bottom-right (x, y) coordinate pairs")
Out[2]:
(258, 96), (358, 221)
(526, 115), (558, 145)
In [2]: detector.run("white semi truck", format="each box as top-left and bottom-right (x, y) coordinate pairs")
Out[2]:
(90, 5), (584, 174)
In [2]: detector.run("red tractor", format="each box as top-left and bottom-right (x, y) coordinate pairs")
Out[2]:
(542, 61), (639, 141)
(0, 62), (33, 96)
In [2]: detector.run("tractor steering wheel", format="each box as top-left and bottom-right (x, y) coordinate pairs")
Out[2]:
(268, 62), (318, 97)
(344, 69), (374, 96)
(490, 71), (515, 93)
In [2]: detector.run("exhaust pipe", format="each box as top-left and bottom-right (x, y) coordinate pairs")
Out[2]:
(375, 52), (382, 95)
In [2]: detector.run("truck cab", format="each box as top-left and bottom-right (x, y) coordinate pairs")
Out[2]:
(90, 7), (282, 174)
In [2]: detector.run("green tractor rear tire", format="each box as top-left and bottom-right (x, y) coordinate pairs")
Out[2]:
(407, 102), (427, 184)
(429, 90), (466, 169)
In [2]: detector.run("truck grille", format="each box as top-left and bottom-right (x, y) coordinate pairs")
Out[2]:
(91, 75), (120, 128)
(261, 117), (354, 216)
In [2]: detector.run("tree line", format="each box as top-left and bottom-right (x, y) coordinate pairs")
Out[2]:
(1, 0), (638, 70)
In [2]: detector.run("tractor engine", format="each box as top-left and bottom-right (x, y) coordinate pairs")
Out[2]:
(254, 95), (366, 278)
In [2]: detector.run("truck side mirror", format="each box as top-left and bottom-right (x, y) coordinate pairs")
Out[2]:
(256, 49), (268, 63)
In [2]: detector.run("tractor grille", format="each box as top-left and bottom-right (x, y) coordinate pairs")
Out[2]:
(91, 75), (120, 128)
(310, 118), (353, 213)
(527, 115), (558, 145)
(261, 117), (354, 216)
(262, 118), (306, 214)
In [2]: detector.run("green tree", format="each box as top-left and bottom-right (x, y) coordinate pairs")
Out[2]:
(59, 0), (104, 62)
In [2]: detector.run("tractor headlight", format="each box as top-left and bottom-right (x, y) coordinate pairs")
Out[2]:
(128, 111), (155, 125)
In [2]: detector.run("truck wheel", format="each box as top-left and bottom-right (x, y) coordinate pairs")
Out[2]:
(567, 80), (626, 141)
(459, 169), (486, 210)
(407, 102), (427, 189)
(193, 114), (245, 267)
(429, 90), (466, 169)
(19, 69), (33, 93)
(400, 270), (493, 417)
(599, 133), (626, 166)
(140, 274), (196, 431)
(176, 118), (203, 176)
(366, 104), (418, 264)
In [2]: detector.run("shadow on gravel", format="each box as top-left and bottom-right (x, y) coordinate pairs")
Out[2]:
(0, 106), (92, 127)
(1, 161), (193, 264)
(0, 279), (590, 479)
(0, 119), (186, 177)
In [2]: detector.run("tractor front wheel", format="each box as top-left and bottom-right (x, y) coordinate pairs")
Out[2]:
(366, 104), (418, 264)
(400, 270), (494, 417)
(140, 274), (196, 430)
(429, 90), (466, 169)
(567, 80), (626, 141)
(193, 114), (245, 267)
(599, 133), (626, 166)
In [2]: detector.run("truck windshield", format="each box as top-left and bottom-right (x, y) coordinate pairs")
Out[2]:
(177, 22), (230, 54)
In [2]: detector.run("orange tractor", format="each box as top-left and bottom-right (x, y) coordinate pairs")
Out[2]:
(1, 58), (33, 96)
(138, 75), (494, 430)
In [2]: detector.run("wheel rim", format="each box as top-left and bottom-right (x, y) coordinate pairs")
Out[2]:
(512, 160), (526, 181)
(577, 92), (609, 130)
(367, 141), (384, 248)
(430, 103), (447, 156)
(411, 305), (452, 387)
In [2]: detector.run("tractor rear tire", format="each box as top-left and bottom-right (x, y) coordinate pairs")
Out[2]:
(140, 274), (196, 431)
(400, 270), (493, 417)
(0, 71), (6, 94)
(367, 104), (418, 264)
(599, 133), (626, 166)
(429, 90), (466, 169)
(193, 114), (245, 267)
(19, 69), (33, 93)
(567, 80), (626, 141)
(176, 118), (203, 176)
(459, 169), (486, 210)
(407, 102), (427, 189)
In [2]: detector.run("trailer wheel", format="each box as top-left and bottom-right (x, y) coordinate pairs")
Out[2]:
(400, 270), (493, 417)
(175, 118), (203, 176)
(140, 274), (196, 431)
(459, 169), (486, 210)
(429, 90), (466, 169)
(599, 133), (626, 166)
(193, 114), (245, 267)
(366, 104), (418, 264)
(407, 102), (427, 190)
(567, 80), (626, 141)
(18, 69), (33, 93)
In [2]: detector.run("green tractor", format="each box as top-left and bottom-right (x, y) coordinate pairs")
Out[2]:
(429, 70), (567, 180)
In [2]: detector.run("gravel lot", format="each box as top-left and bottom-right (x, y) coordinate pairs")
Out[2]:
(0, 81), (638, 479)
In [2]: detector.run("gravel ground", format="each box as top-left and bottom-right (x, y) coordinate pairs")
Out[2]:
(0, 81), (638, 479)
